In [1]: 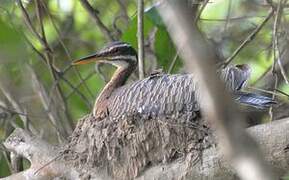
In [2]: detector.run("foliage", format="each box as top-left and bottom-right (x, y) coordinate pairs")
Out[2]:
(0, 0), (289, 177)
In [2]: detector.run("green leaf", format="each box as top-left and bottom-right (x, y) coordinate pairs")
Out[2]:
(0, 153), (10, 178)
(0, 18), (27, 85)
(0, 18), (25, 62)
(154, 27), (182, 73)
(145, 4), (164, 28)
(121, 13), (154, 48)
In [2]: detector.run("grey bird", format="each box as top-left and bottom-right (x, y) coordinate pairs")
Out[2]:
(73, 41), (276, 120)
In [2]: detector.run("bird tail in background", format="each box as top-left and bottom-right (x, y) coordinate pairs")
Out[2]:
(234, 91), (277, 109)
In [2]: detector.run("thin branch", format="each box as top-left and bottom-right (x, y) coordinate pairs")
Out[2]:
(28, 65), (68, 141)
(18, 0), (75, 132)
(34, 0), (50, 53)
(272, 0), (282, 74)
(57, 76), (93, 108)
(194, 0), (210, 23)
(23, 34), (46, 63)
(269, 0), (282, 121)
(0, 83), (37, 134)
(65, 71), (95, 100)
(275, 21), (289, 84)
(277, 51), (289, 85)
(36, 0), (74, 132)
(274, 88), (289, 98)
(222, 9), (274, 67)
(168, 50), (179, 73)
(16, 0), (47, 48)
(95, 63), (109, 83)
(24, 34), (92, 112)
(269, 75), (278, 119)
(137, 0), (145, 79)
(114, 0), (130, 36)
(40, 1), (95, 99)
(79, 0), (115, 42)
(34, 152), (64, 175)
(0, 104), (47, 119)
(200, 15), (271, 22)
(223, 0), (232, 32)
(247, 86), (279, 97)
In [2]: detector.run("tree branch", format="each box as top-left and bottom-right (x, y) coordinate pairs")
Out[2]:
(2, 128), (78, 180)
(137, 0), (145, 79)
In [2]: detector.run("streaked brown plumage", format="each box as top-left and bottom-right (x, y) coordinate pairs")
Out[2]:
(73, 42), (275, 120)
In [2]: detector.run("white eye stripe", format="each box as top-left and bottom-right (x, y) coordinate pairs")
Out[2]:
(108, 44), (131, 51)
(110, 55), (137, 61)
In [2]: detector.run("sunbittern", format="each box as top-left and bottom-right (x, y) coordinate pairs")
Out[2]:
(73, 41), (275, 119)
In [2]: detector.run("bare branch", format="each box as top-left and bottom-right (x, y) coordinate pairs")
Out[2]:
(137, 0), (145, 79)
(223, 0), (232, 32)
(270, 0), (284, 121)
(273, 0), (289, 85)
(3, 128), (76, 179)
(0, 83), (37, 134)
(28, 65), (68, 141)
(194, 0), (210, 23)
(17, 0), (75, 132)
(168, 50), (179, 73)
(116, 0), (129, 24)
(65, 71), (95, 100)
(39, 1), (95, 100)
(19, 1), (93, 109)
(16, 0), (47, 48)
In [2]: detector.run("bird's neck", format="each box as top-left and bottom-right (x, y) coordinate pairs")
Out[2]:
(93, 63), (135, 116)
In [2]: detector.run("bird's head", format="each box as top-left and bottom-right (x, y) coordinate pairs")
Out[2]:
(72, 41), (138, 68)
(220, 64), (251, 91)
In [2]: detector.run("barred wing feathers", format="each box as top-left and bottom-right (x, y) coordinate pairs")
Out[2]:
(108, 74), (200, 119)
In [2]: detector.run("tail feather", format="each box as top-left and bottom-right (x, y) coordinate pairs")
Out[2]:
(234, 91), (276, 109)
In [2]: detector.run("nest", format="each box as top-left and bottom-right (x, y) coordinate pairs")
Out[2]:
(62, 112), (215, 179)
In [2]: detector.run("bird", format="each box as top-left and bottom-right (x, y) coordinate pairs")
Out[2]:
(72, 41), (276, 120)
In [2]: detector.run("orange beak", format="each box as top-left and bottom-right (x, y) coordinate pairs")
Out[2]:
(72, 53), (102, 65)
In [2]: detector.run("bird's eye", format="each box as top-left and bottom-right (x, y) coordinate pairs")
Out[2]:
(111, 48), (119, 54)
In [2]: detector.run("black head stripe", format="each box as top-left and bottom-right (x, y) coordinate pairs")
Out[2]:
(102, 41), (137, 58)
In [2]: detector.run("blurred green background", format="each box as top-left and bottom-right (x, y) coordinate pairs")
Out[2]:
(0, 0), (288, 178)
